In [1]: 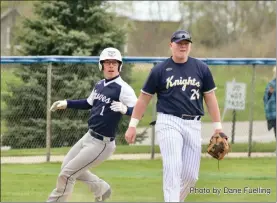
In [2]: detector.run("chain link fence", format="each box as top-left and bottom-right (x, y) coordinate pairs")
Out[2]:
(1, 60), (157, 154)
(1, 57), (276, 160)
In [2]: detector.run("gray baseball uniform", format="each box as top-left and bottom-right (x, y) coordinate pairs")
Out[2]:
(47, 76), (137, 202)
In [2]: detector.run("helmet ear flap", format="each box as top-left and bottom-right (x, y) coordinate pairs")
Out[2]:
(118, 62), (123, 72)
(99, 61), (104, 71)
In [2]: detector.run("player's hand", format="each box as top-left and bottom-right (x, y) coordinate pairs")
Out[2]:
(214, 129), (228, 141)
(125, 127), (137, 144)
(214, 129), (223, 134)
(110, 101), (127, 114)
(50, 100), (67, 112)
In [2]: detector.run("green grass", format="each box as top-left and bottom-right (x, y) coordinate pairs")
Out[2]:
(1, 142), (276, 157)
(1, 158), (275, 202)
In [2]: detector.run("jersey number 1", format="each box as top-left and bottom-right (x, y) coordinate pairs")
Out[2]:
(100, 106), (105, 116)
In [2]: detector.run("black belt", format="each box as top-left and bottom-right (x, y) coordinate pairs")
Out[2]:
(89, 129), (115, 142)
(172, 113), (201, 121)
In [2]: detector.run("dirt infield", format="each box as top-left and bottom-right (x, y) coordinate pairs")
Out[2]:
(1, 152), (275, 164)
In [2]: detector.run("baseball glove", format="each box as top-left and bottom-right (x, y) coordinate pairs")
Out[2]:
(207, 132), (230, 160)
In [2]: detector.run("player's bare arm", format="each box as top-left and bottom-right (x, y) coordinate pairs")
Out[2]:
(203, 91), (222, 133)
(125, 92), (152, 144)
(131, 92), (152, 119)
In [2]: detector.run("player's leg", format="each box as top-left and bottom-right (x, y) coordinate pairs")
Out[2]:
(47, 132), (115, 202)
(77, 171), (111, 199)
(155, 113), (184, 202)
(46, 133), (84, 201)
(179, 120), (202, 201)
(61, 135), (84, 169)
(75, 134), (115, 201)
(60, 135), (111, 198)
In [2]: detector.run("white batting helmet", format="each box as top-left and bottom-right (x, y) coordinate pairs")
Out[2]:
(98, 47), (123, 71)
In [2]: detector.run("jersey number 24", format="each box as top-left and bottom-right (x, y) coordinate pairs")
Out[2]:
(190, 89), (200, 100)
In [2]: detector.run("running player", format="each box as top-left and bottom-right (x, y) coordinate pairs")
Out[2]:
(125, 30), (224, 202)
(47, 47), (137, 202)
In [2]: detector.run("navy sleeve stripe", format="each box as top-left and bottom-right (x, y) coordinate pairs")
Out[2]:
(67, 99), (92, 109)
(125, 106), (134, 116)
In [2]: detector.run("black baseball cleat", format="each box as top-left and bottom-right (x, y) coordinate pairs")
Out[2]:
(95, 188), (111, 202)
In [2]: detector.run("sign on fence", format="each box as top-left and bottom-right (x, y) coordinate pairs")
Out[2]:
(225, 79), (247, 110)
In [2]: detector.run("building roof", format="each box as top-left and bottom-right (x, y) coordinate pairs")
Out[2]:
(1, 8), (20, 20)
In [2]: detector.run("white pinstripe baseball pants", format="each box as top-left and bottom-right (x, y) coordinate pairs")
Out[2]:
(155, 113), (202, 202)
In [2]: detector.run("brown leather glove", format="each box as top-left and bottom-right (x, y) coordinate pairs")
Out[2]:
(207, 132), (230, 160)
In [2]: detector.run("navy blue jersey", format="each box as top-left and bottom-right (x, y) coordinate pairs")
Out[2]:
(142, 57), (216, 116)
(87, 76), (137, 137)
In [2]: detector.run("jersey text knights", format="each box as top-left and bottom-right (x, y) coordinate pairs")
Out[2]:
(142, 57), (216, 116)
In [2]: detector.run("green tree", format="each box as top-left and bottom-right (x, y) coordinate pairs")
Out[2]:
(2, 0), (132, 148)
(178, 1), (276, 48)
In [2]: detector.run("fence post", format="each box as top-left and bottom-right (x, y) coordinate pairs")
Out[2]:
(231, 110), (236, 144)
(46, 62), (52, 162)
(151, 62), (157, 160)
(248, 64), (256, 157)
